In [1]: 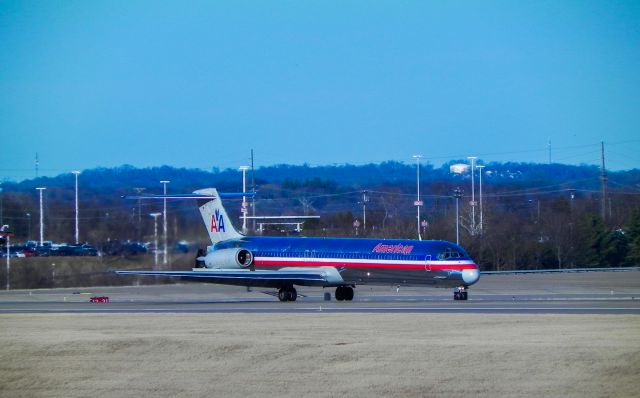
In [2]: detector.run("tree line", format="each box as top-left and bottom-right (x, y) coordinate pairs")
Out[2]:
(1, 161), (640, 270)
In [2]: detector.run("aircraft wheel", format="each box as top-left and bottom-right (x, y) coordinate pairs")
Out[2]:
(344, 286), (354, 301)
(278, 287), (297, 302)
(461, 292), (468, 301)
(335, 286), (345, 301)
(453, 292), (460, 300)
(335, 286), (353, 301)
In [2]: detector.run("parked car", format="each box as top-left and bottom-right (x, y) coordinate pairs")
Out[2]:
(101, 240), (148, 256)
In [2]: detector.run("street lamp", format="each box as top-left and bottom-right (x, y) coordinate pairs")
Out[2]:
(0, 182), (3, 226)
(25, 213), (31, 240)
(413, 155), (423, 241)
(133, 187), (146, 240)
(150, 213), (161, 269)
(72, 171), (80, 244)
(36, 187), (46, 246)
(453, 188), (463, 245)
(476, 165), (485, 235)
(4, 226), (13, 290)
(362, 190), (369, 233)
(239, 166), (249, 233)
(5, 232), (9, 290)
(467, 156), (477, 234)
(160, 180), (170, 265)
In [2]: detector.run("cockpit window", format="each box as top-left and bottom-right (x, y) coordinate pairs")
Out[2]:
(437, 247), (464, 260)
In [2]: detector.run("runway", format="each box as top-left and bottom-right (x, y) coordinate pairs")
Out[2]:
(1, 270), (639, 314)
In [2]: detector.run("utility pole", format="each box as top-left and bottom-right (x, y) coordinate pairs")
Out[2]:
(362, 190), (369, 232)
(600, 141), (607, 221)
(468, 156), (477, 234)
(251, 149), (256, 232)
(413, 155), (423, 241)
(160, 180), (170, 265)
(476, 165), (485, 234)
(36, 187), (46, 245)
(239, 166), (249, 233)
(453, 188), (463, 245)
(0, 182), (3, 226)
(133, 187), (146, 240)
(150, 213), (161, 269)
(5, 227), (13, 290)
(72, 171), (80, 244)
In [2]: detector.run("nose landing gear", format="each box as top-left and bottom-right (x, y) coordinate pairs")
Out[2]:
(454, 286), (468, 301)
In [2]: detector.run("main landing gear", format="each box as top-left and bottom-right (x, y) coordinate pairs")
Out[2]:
(278, 286), (298, 302)
(335, 286), (354, 301)
(277, 286), (354, 302)
(454, 286), (468, 301)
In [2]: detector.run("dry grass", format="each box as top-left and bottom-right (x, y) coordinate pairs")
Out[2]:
(1, 314), (639, 398)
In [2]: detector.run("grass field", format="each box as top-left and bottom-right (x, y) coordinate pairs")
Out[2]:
(1, 313), (638, 398)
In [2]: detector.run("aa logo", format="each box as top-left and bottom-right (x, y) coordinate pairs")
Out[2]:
(211, 209), (226, 232)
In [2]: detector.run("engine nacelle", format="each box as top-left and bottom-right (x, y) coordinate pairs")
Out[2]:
(203, 248), (254, 269)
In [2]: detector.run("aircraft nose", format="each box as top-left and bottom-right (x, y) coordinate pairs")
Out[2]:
(461, 268), (480, 285)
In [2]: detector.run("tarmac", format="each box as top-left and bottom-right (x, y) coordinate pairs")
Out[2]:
(2, 270), (639, 398)
(1, 269), (639, 314)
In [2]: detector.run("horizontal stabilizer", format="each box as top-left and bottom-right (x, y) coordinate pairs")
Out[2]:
(123, 192), (255, 200)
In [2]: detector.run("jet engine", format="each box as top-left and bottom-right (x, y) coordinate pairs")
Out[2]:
(203, 248), (254, 269)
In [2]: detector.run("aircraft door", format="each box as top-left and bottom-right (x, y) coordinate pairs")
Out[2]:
(425, 255), (432, 272)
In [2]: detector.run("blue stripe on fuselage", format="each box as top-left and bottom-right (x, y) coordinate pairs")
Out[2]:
(213, 236), (471, 262)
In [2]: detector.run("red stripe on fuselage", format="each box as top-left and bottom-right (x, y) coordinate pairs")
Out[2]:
(254, 259), (477, 271)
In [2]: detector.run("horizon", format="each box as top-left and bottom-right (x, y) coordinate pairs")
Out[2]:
(2, 139), (638, 184)
(1, 157), (633, 188)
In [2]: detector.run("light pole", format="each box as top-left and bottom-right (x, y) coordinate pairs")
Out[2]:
(4, 227), (13, 290)
(72, 171), (80, 244)
(239, 166), (249, 233)
(413, 155), (423, 241)
(362, 191), (369, 233)
(476, 165), (485, 235)
(134, 187), (145, 240)
(26, 213), (31, 240)
(0, 183), (3, 226)
(468, 156), (477, 234)
(36, 187), (46, 246)
(160, 180), (170, 265)
(150, 213), (161, 269)
(453, 188), (463, 245)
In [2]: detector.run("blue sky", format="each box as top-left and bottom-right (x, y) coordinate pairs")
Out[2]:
(1, 0), (639, 181)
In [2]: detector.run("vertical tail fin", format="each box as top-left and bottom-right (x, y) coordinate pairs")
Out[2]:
(194, 188), (243, 243)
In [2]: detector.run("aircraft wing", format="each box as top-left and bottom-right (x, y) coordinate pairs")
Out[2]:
(115, 267), (344, 288)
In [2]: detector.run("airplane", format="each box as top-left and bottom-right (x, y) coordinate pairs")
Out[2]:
(116, 188), (480, 301)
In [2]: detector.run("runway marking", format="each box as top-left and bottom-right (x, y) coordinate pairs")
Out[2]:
(1, 306), (639, 314)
